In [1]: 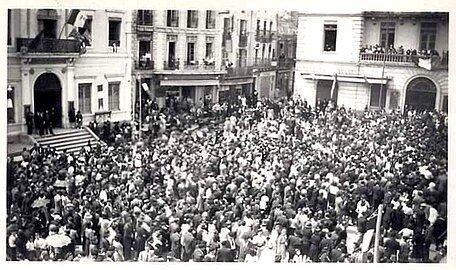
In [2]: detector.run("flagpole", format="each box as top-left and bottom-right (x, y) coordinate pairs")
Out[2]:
(373, 204), (383, 263)
(379, 51), (386, 108)
(58, 10), (68, 40)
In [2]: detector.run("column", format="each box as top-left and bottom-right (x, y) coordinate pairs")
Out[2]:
(20, 66), (31, 107)
(64, 65), (75, 128)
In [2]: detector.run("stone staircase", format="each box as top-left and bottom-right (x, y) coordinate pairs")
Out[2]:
(34, 127), (101, 155)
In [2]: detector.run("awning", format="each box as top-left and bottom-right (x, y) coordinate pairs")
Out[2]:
(220, 78), (254, 86)
(160, 80), (219, 86)
(301, 73), (388, 84)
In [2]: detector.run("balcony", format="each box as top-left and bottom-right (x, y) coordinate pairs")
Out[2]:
(223, 31), (232, 41)
(359, 52), (448, 70)
(184, 61), (217, 71)
(278, 58), (295, 68)
(164, 60), (179, 70)
(184, 60), (200, 69)
(17, 38), (82, 54)
(360, 52), (413, 63)
(239, 34), (248, 47)
(135, 59), (154, 70)
(254, 59), (276, 67)
(225, 66), (253, 77)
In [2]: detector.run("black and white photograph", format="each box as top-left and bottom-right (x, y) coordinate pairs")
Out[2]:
(4, 0), (452, 265)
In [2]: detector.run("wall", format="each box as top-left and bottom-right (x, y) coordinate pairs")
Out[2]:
(296, 14), (364, 63)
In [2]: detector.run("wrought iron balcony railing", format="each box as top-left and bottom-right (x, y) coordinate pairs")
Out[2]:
(135, 59), (154, 70)
(17, 38), (82, 54)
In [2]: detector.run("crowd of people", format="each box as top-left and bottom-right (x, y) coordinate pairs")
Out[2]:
(6, 96), (447, 263)
(359, 44), (441, 57)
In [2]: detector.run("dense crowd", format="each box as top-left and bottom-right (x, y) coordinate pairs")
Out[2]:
(6, 96), (447, 263)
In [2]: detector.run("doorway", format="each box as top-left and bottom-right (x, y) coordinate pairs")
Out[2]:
(405, 77), (437, 111)
(34, 72), (62, 127)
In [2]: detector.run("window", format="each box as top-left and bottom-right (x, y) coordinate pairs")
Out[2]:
(137, 10), (153, 25)
(98, 98), (104, 110)
(240, 20), (247, 35)
(38, 19), (57, 38)
(206, 11), (215, 29)
(108, 82), (120, 111)
(268, 44), (272, 59)
(187, 42), (195, 63)
(224, 18), (231, 33)
(262, 44), (265, 59)
(108, 18), (121, 46)
(323, 24), (337, 51)
(167, 10), (179, 27)
(263, 21), (267, 35)
(255, 49), (259, 63)
(187, 10), (198, 28)
(205, 42), (213, 58)
(239, 49), (247, 67)
(139, 41), (151, 58)
(256, 20), (261, 37)
(7, 85), (14, 123)
(380, 22), (395, 49)
(269, 21), (273, 37)
(420, 22), (437, 51)
(370, 84), (387, 108)
(78, 83), (92, 114)
(7, 9), (11, 46)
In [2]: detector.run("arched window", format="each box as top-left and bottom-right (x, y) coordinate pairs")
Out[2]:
(405, 77), (437, 111)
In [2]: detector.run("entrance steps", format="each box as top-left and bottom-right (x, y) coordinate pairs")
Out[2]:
(34, 127), (101, 155)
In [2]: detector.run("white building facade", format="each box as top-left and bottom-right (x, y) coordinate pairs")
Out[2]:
(7, 9), (132, 135)
(294, 12), (448, 112)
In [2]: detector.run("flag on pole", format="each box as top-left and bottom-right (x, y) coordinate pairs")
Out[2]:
(67, 9), (81, 25)
(330, 73), (338, 100)
(74, 13), (87, 28)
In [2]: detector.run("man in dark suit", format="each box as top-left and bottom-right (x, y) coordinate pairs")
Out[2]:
(216, 240), (234, 262)
(26, 112), (34, 135)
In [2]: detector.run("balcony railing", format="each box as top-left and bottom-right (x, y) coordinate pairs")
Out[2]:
(135, 59), (154, 70)
(359, 53), (413, 63)
(223, 31), (232, 41)
(184, 60), (200, 69)
(225, 66), (253, 77)
(278, 58), (295, 68)
(359, 52), (448, 70)
(239, 34), (248, 47)
(164, 60), (179, 70)
(17, 38), (82, 54)
(254, 59), (276, 67)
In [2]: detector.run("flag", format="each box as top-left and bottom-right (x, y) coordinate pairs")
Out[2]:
(74, 13), (87, 28)
(67, 9), (81, 25)
(418, 58), (432, 70)
(330, 73), (338, 100)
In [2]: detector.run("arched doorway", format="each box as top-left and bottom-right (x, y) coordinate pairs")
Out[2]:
(34, 72), (62, 127)
(405, 77), (437, 111)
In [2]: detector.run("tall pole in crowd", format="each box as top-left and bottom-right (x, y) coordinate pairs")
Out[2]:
(373, 204), (383, 263)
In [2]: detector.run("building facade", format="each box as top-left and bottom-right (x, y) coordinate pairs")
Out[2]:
(294, 12), (448, 112)
(131, 10), (224, 109)
(218, 10), (278, 104)
(7, 9), (133, 135)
